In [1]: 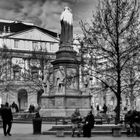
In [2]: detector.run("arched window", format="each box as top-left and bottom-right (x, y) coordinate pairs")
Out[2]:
(37, 89), (44, 105)
(18, 89), (28, 111)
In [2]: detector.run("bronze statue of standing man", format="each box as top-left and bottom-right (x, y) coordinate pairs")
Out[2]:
(60, 7), (73, 46)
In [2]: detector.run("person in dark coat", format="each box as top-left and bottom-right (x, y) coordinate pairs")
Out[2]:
(1, 102), (13, 136)
(125, 110), (135, 136)
(83, 110), (95, 137)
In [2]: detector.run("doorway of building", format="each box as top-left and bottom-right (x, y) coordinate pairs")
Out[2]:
(37, 89), (44, 105)
(18, 89), (28, 111)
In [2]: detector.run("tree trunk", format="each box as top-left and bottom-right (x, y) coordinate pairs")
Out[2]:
(115, 94), (121, 124)
(115, 66), (121, 124)
(115, 0), (121, 125)
(130, 94), (135, 110)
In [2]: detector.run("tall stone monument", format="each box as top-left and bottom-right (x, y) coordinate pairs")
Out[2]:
(40, 7), (91, 117)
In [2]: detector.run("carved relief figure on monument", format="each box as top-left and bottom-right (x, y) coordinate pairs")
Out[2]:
(60, 6), (73, 45)
(43, 65), (51, 94)
(83, 72), (90, 89)
(56, 66), (65, 93)
(49, 71), (53, 90)
(66, 68), (77, 89)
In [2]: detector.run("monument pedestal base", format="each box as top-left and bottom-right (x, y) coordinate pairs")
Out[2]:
(40, 94), (91, 117)
(39, 108), (91, 117)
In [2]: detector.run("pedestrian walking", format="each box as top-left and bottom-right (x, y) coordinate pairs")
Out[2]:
(1, 102), (13, 136)
(83, 110), (95, 137)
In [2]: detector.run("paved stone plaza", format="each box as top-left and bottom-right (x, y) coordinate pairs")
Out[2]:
(0, 123), (139, 140)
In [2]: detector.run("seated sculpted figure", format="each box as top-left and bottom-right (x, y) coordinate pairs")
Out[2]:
(56, 66), (65, 93)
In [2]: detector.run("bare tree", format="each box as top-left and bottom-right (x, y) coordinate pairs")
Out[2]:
(20, 47), (53, 94)
(122, 56), (140, 110)
(0, 45), (16, 102)
(80, 0), (140, 123)
(0, 45), (13, 88)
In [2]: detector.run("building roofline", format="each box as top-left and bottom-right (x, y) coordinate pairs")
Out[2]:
(0, 19), (58, 38)
(4, 26), (59, 41)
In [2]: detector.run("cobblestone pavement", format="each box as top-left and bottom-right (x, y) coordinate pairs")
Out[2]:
(0, 123), (140, 140)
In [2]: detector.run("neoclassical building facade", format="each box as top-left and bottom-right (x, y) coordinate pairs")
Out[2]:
(0, 19), (59, 110)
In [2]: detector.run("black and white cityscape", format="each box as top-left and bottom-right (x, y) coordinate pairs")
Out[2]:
(0, 0), (140, 139)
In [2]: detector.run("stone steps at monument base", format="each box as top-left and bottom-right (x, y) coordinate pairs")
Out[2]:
(42, 124), (126, 136)
(42, 130), (127, 136)
(48, 124), (125, 131)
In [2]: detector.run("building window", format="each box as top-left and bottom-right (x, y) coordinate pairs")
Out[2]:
(13, 71), (20, 80)
(14, 40), (19, 48)
(32, 71), (38, 79)
(41, 42), (47, 52)
(31, 66), (39, 79)
(49, 42), (54, 51)
(32, 41), (39, 51)
(13, 65), (21, 80)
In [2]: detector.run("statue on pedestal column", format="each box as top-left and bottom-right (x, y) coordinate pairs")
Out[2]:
(60, 7), (73, 45)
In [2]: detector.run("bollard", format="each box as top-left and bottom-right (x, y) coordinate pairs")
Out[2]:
(32, 118), (42, 134)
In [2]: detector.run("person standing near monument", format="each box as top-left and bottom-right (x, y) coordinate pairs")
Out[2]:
(71, 108), (82, 137)
(83, 110), (95, 137)
(60, 6), (73, 45)
(1, 102), (13, 136)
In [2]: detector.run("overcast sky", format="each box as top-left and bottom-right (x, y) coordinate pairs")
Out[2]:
(0, 0), (98, 35)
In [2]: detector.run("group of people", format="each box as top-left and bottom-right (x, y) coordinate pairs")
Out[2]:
(96, 104), (108, 114)
(0, 102), (41, 136)
(1, 102), (19, 113)
(71, 108), (95, 137)
(0, 101), (19, 136)
(28, 104), (41, 113)
(29, 104), (35, 113)
(125, 110), (140, 136)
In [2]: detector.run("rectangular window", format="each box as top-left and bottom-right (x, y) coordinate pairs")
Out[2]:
(40, 42), (46, 52)
(50, 43), (52, 51)
(31, 71), (38, 79)
(13, 71), (20, 80)
(32, 41), (39, 51)
(14, 40), (19, 48)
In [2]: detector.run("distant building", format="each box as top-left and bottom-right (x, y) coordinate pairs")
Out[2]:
(0, 19), (59, 110)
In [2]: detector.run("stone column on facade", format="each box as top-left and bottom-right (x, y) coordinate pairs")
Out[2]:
(27, 58), (31, 77)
